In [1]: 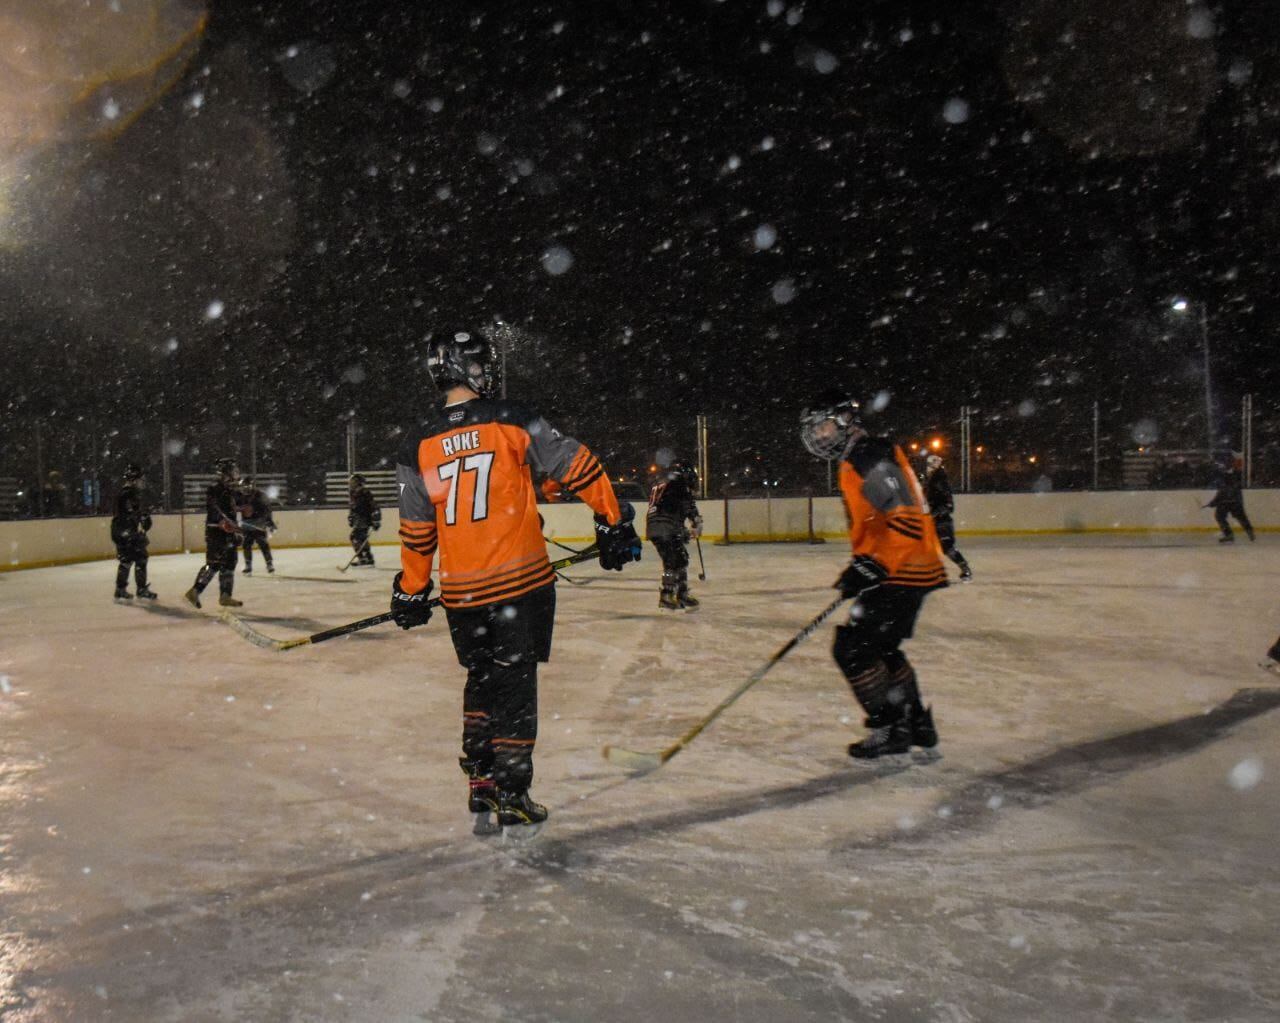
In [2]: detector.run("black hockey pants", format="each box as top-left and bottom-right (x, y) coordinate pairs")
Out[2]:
(114, 533), (149, 591)
(833, 587), (928, 726)
(193, 529), (238, 596)
(446, 585), (556, 795)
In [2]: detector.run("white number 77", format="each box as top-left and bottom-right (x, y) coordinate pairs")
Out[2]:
(437, 452), (494, 525)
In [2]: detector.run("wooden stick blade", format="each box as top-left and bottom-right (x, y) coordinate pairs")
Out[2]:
(601, 745), (663, 773)
(219, 612), (287, 651)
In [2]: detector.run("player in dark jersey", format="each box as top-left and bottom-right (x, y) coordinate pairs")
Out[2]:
(185, 458), (244, 609)
(922, 453), (972, 581)
(802, 391), (947, 759)
(1208, 452), (1255, 543)
(647, 460), (703, 610)
(238, 477), (277, 574)
(111, 463), (156, 600)
(391, 329), (641, 833)
(348, 475), (381, 566)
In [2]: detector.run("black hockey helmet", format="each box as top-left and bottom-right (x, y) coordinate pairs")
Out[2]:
(349, 473), (366, 488)
(122, 462), (144, 482)
(799, 390), (862, 459)
(669, 459), (698, 484)
(426, 329), (499, 397)
(213, 457), (239, 482)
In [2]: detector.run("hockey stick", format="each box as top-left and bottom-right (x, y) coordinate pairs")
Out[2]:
(695, 535), (706, 582)
(555, 570), (593, 586)
(221, 608), (420, 651)
(338, 539), (372, 573)
(225, 547), (602, 651)
(545, 535), (592, 555)
(603, 593), (848, 773)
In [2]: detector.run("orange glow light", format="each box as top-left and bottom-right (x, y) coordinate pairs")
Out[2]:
(929, 437), (943, 451)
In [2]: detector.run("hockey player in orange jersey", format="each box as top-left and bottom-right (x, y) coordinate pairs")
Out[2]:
(800, 390), (947, 759)
(390, 330), (642, 833)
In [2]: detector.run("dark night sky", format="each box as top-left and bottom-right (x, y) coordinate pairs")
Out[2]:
(3, 0), (1279, 488)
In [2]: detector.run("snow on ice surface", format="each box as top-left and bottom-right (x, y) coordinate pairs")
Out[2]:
(0, 538), (1278, 1021)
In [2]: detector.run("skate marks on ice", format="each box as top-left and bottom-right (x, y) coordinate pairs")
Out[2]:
(19, 688), (1276, 1023)
(835, 686), (1280, 854)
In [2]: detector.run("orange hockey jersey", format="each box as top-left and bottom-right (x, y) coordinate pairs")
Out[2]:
(838, 437), (948, 590)
(396, 398), (621, 609)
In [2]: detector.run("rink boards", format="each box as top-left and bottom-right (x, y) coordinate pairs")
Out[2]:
(2, 487), (1278, 571)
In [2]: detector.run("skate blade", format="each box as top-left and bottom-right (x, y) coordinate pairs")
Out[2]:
(1258, 661), (1280, 679)
(911, 747), (943, 763)
(500, 821), (544, 841)
(602, 745), (663, 773)
(472, 811), (501, 837)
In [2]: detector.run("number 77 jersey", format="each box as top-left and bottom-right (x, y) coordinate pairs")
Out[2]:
(395, 397), (622, 609)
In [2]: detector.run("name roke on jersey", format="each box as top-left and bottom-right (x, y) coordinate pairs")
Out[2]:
(441, 430), (482, 458)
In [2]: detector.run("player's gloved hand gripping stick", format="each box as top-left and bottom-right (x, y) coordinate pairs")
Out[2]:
(594, 502), (642, 571)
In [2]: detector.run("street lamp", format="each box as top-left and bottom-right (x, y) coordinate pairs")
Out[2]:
(1170, 296), (1214, 463)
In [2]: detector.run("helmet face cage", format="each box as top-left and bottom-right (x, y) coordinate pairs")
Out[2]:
(427, 331), (499, 398)
(215, 458), (239, 483)
(670, 460), (697, 484)
(799, 400), (860, 459)
(122, 463), (144, 483)
(926, 454), (943, 471)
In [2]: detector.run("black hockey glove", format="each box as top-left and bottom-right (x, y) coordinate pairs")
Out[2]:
(372, 510), (383, 531)
(835, 555), (887, 599)
(141, 514), (153, 532)
(594, 502), (642, 571)
(391, 573), (434, 630)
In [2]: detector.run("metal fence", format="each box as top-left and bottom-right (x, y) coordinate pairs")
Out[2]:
(1, 398), (1276, 520)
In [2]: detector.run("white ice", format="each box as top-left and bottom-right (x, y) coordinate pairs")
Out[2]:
(0, 537), (1277, 1020)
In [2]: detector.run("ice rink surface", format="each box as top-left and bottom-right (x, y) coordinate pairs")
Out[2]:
(1, 536), (1278, 1022)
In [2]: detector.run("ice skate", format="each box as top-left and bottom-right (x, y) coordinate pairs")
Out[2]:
(1260, 658), (1280, 679)
(959, 564), (973, 582)
(266, 563), (275, 574)
(184, 587), (201, 609)
(848, 719), (911, 760)
(113, 587), (133, 601)
(659, 589), (682, 611)
(910, 704), (939, 750)
(497, 789), (548, 836)
(468, 779), (501, 836)
(677, 588), (700, 610)
(135, 585), (158, 600)
(1218, 534), (1235, 544)
(218, 594), (243, 608)
(242, 567), (252, 575)
(1246, 528), (1256, 542)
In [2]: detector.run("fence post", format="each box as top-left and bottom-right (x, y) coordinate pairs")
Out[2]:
(1092, 400), (1100, 490)
(1242, 394), (1253, 487)
(250, 423), (258, 479)
(161, 424), (172, 512)
(806, 491), (825, 545)
(719, 493), (732, 545)
(35, 421), (44, 516)
(695, 414), (709, 499)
